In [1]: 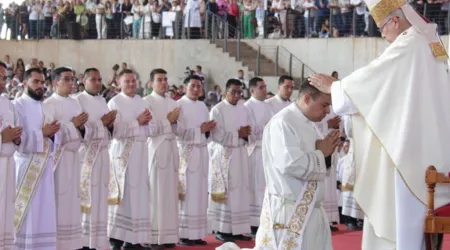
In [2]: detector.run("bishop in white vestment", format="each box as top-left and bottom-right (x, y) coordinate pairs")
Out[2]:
(176, 75), (214, 245)
(208, 79), (254, 242)
(107, 70), (152, 249)
(143, 69), (180, 248)
(310, 1), (450, 249)
(14, 69), (59, 250)
(264, 76), (294, 115)
(74, 68), (114, 250)
(0, 94), (21, 250)
(44, 67), (86, 250)
(244, 77), (273, 234)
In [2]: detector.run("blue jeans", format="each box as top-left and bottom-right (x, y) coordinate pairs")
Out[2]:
(133, 18), (141, 38)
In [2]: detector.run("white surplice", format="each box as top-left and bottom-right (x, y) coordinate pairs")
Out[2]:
(107, 92), (152, 245)
(0, 97), (19, 250)
(338, 116), (364, 220)
(43, 93), (83, 250)
(258, 103), (331, 250)
(208, 99), (253, 235)
(143, 92), (180, 245)
(216, 103), (333, 250)
(13, 94), (57, 250)
(244, 97), (273, 227)
(176, 95), (209, 240)
(74, 91), (110, 250)
(331, 26), (450, 250)
(314, 111), (340, 224)
(337, 151), (364, 220)
(264, 94), (290, 115)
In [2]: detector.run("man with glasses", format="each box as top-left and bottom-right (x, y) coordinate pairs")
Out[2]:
(13, 68), (60, 250)
(74, 68), (117, 250)
(44, 67), (87, 249)
(309, 0), (450, 249)
(265, 75), (294, 115)
(0, 61), (22, 250)
(208, 79), (254, 243)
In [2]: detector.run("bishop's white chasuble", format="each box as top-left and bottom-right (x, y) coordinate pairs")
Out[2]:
(331, 25), (450, 250)
(13, 94), (57, 250)
(44, 93), (84, 250)
(244, 97), (273, 227)
(0, 97), (19, 250)
(107, 93), (152, 245)
(208, 99), (253, 235)
(176, 96), (210, 240)
(143, 92), (180, 245)
(74, 91), (111, 250)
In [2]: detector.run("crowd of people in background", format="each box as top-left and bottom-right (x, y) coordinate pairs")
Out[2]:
(0, 0), (448, 40)
(0, 55), (277, 109)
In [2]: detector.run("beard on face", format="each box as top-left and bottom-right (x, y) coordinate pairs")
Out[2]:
(27, 85), (44, 101)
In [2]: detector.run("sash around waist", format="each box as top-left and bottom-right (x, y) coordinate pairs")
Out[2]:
(177, 142), (207, 148)
(269, 193), (322, 209)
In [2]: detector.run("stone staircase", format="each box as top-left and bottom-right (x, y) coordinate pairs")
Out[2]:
(213, 40), (290, 77)
(211, 40), (307, 88)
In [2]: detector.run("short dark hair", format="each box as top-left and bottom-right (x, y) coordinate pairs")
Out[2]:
(25, 68), (43, 81)
(52, 67), (73, 81)
(249, 77), (264, 89)
(214, 85), (220, 91)
(196, 65), (202, 71)
(225, 78), (242, 90)
(278, 75), (293, 85)
(0, 61), (6, 69)
(150, 68), (167, 82)
(118, 69), (134, 77)
(184, 75), (203, 84)
(298, 79), (327, 100)
(112, 64), (120, 71)
(84, 68), (100, 78)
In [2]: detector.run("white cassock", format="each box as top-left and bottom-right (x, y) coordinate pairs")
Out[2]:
(208, 99), (253, 235)
(184, 0), (201, 28)
(176, 95), (210, 240)
(107, 92), (152, 244)
(13, 94), (57, 250)
(330, 15), (450, 250)
(143, 92), (180, 245)
(244, 97), (273, 227)
(74, 91), (111, 249)
(314, 110), (340, 224)
(336, 141), (364, 220)
(43, 93), (83, 250)
(0, 96), (19, 250)
(265, 94), (290, 115)
(217, 103), (333, 250)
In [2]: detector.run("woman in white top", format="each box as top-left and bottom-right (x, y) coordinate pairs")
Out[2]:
(3, 55), (13, 79)
(28, 0), (40, 39)
(43, 1), (53, 38)
(139, 0), (152, 39)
